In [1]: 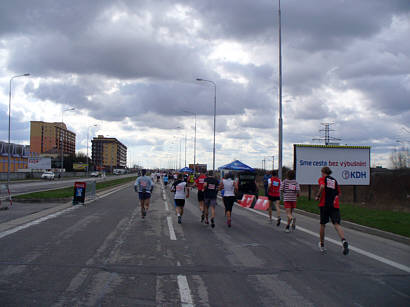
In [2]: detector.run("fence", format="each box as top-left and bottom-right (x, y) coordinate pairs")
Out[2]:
(85, 180), (96, 201)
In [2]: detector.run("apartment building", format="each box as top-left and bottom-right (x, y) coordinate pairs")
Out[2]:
(91, 135), (127, 171)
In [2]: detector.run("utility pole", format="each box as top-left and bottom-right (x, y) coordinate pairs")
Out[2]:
(277, 0), (283, 181)
(313, 123), (341, 145)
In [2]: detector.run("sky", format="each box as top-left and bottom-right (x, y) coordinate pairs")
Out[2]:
(0, 0), (409, 169)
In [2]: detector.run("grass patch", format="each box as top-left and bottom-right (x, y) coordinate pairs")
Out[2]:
(296, 196), (410, 238)
(15, 176), (137, 200)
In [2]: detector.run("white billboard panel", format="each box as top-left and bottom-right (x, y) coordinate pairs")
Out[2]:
(294, 145), (370, 185)
(28, 157), (51, 170)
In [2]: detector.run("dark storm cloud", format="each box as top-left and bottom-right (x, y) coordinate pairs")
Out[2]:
(1, 0), (409, 164)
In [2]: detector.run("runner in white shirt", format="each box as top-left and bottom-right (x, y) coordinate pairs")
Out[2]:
(171, 174), (190, 224)
(219, 173), (238, 228)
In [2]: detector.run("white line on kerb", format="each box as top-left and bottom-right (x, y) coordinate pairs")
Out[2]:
(177, 261), (194, 307)
(240, 205), (410, 274)
(167, 216), (176, 240)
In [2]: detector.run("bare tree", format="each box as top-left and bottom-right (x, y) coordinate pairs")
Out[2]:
(390, 146), (409, 169)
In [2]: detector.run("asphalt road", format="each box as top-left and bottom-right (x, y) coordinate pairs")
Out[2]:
(0, 182), (409, 306)
(4, 174), (136, 196)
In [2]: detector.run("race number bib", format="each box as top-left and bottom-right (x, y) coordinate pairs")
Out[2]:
(288, 184), (296, 191)
(208, 184), (216, 190)
(326, 179), (336, 190)
(273, 181), (279, 187)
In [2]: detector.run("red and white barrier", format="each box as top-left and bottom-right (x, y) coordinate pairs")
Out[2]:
(253, 196), (269, 211)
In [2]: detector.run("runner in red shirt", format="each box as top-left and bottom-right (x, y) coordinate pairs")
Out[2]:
(195, 171), (207, 223)
(268, 170), (281, 226)
(315, 167), (349, 255)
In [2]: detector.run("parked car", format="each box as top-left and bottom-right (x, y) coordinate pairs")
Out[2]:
(41, 171), (55, 180)
(90, 171), (100, 177)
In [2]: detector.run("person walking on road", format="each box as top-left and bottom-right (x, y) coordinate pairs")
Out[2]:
(163, 174), (169, 186)
(280, 170), (300, 233)
(219, 172), (238, 228)
(268, 170), (281, 226)
(134, 169), (154, 219)
(171, 174), (189, 224)
(204, 171), (219, 228)
(315, 167), (349, 255)
(263, 172), (271, 196)
(195, 171), (207, 222)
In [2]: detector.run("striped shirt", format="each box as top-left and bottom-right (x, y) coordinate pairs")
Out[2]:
(280, 179), (300, 202)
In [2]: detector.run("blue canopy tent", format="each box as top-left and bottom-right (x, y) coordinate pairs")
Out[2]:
(218, 160), (255, 172)
(179, 167), (194, 173)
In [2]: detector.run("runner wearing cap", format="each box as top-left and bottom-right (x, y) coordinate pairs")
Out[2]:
(316, 167), (349, 255)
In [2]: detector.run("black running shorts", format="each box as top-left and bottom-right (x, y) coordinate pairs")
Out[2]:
(197, 190), (205, 202)
(223, 196), (236, 212)
(268, 196), (280, 202)
(175, 199), (185, 207)
(320, 207), (341, 225)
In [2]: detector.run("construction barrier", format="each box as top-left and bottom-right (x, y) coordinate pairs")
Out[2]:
(253, 196), (269, 211)
(239, 194), (256, 208)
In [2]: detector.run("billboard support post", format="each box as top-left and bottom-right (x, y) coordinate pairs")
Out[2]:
(353, 186), (357, 203)
(308, 185), (312, 201)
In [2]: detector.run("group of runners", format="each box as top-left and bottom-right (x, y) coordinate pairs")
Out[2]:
(134, 166), (349, 255)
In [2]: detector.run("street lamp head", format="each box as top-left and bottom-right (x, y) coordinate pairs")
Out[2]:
(196, 78), (203, 81)
(23, 73), (30, 76)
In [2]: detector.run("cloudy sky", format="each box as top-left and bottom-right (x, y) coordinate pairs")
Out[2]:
(0, 0), (409, 169)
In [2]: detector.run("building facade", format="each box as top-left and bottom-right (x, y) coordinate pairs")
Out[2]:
(0, 141), (30, 172)
(30, 121), (76, 156)
(91, 135), (127, 171)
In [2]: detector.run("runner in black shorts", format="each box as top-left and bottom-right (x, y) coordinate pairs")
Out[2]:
(219, 172), (237, 227)
(316, 167), (349, 255)
(195, 172), (207, 222)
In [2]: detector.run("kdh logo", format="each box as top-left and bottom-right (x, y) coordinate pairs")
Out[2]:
(342, 170), (367, 180)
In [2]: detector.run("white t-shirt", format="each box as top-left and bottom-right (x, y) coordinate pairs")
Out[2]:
(174, 181), (187, 199)
(223, 178), (235, 197)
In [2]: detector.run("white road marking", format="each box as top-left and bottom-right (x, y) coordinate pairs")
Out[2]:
(167, 216), (177, 240)
(239, 205), (410, 274)
(0, 207), (78, 240)
(177, 261), (194, 307)
(164, 201), (169, 211)
(0, 183), (132, 240)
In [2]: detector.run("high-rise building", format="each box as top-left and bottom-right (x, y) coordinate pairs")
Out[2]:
(91, 135), (127, 171)
(30, 121), (76, 156)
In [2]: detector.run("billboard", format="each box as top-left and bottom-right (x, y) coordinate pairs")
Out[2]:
(73, 163), (88, 171)
(28, 157), (51, 170)
(294, 145), (370, 185)
(189, 164), (207, 173)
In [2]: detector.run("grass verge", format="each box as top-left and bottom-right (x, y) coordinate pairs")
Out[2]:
(297, 196), (410, 238)
(14, 176), (137, 200)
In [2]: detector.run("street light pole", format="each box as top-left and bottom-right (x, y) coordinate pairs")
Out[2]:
(277, 0), (283, 180)
(7, 73), (30, 191)
(61, 107), (75, 175)
(86, 124), (98, 175)
(183, 110), (197, 174)
(196, 78), (216, 173)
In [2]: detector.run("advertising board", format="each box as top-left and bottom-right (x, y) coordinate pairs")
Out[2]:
(294, 145), (371, 185)
(28, 157), (51, 170)
(73, 163), (88, 171)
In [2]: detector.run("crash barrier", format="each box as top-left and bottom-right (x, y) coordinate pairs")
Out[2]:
(238, 194), (256, 208)
(0, 184), (12, 209)
(253, 196), (269, 211)
(85, 180), (96, 201)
